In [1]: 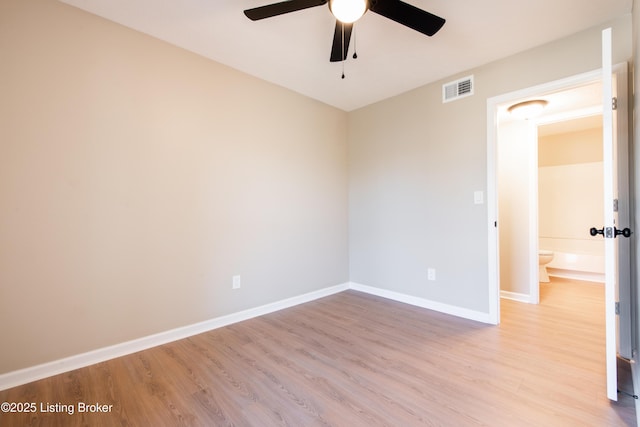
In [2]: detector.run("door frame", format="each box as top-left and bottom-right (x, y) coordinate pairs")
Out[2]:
(486, 64), (629, 327)
(487, 69), (602, 324)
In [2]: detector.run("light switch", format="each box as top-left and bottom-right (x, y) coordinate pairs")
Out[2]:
(474, 191), (484, 204)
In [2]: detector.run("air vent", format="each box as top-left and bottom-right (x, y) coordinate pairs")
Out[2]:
(442, 75), (474, 103)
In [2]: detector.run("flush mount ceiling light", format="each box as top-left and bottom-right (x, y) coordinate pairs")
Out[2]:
(329, 0), (368, 23)
(508, 99), (549, 120)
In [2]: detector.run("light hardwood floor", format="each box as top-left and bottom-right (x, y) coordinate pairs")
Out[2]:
(0, 278), (636, 426)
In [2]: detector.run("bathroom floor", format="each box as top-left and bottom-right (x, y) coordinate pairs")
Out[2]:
(538, 276), (604, 306)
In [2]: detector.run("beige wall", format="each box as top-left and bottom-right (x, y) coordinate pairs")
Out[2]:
(349, 15), (632, 311)
(538, 162), (604, 257)
(539, 127), (603, 166)
(497, 120), (533, 295)
(0, 0), (349, 374)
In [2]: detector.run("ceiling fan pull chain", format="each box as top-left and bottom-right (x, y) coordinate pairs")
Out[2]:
(352, 24), (357, 59)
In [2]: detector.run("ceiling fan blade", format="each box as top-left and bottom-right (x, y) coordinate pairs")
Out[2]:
(369, 0), (445, 36)
(330, 21), (353, 62)
(244, 0), (327, 21)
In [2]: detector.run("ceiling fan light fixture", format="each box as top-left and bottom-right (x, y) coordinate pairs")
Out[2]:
(508, 99), (549, 120)
(329, 0), (367, 23)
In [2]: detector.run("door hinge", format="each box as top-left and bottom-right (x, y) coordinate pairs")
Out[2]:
(613, 199), (618, 212)
(612, 97), (618, 110)
(615, 301), (620, 315)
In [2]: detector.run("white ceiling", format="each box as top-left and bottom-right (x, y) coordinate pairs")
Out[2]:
(59, 0), (631, 111)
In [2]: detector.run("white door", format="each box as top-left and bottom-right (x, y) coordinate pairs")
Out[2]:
(601, 27), (632, 402)
(601, 26), (617, 402)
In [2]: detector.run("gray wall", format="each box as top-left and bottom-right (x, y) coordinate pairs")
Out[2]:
(349, 15), (632, 315)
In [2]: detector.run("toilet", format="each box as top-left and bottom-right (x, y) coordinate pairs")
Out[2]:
(539, 250), (554, 282)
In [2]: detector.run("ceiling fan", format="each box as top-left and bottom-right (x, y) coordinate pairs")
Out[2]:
(244, 0), (445, 62)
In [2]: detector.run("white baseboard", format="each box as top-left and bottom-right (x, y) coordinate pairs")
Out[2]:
(349, 282), (493, 324)
(500, 290), (535, 304)
(0, 282), (350, 391)
(547, 268), (605, 283)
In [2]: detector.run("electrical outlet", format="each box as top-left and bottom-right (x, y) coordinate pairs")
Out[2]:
(427, 268), (436, 281)
(232, 275), (241, 289)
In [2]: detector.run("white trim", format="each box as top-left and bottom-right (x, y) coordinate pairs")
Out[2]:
(548, 269), (605, 283)
(528, 121), (540, 304)
(486, 102), (500, 324)
(0, 283), (349, 391)
(500, 290), (536, 304)
(350, 282), (493, 324)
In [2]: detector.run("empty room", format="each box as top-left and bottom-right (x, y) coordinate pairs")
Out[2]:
(1, 0), (640, 425)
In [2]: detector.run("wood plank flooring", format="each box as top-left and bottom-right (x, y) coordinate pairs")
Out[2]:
(0, 278), (636, 426)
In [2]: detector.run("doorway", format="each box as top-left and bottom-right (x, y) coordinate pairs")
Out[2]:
(487, 64), (631, 368)
(486, 69), (607, 322)
(496, 90), (604, 306)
